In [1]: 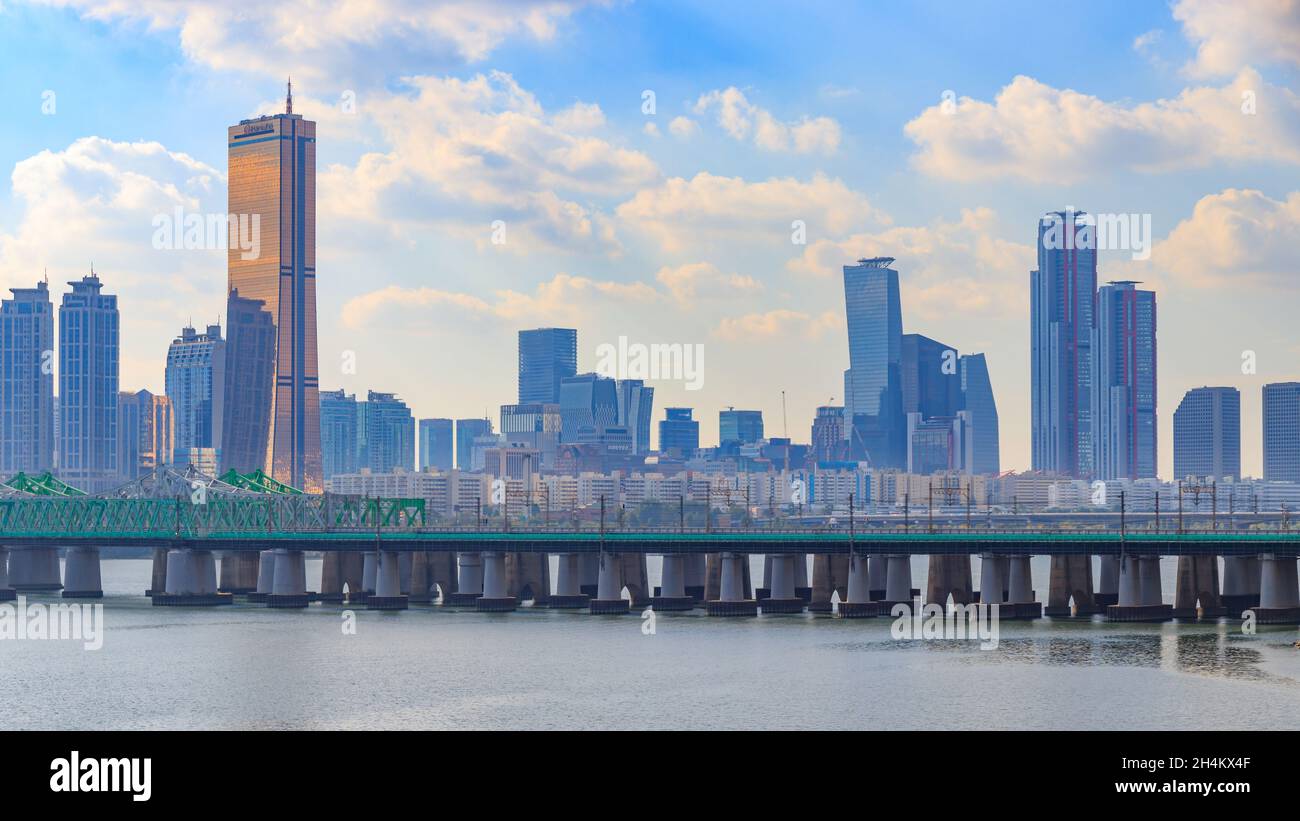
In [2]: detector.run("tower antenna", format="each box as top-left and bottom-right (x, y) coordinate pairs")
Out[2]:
(286, 77), (293, 115)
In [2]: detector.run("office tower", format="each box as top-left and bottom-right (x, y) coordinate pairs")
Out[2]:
(906, 412), (968, 475)
(1091, 281), (1157, 480)
(358, 391), (414, 473)
(810, 405), (845, 462)
(1031, 210), (1097, 477)
(455, 418), (492, 470)
(165, 324), (225, 468)
(499, 404), (560, 467)
(320, 389), (359, 480)
(659, 407), (700, 457)
(220, 290), (275, 476)
(616, 379), (654, 455)
(58, 273), (119, 492)
(1173, 387), (1240, 480)
(902, 333), (961, 420)
(843, 257), (905, 468)
(418, 418), (454, 471)
(959, 353), (1000, 475)
(226, 81), (321, 491)
(559, 373), (619, 443)
(0, 280), (55, 474)
(719, 408), (764, 446)
(117, 390), (174, 479)
(1263, 382), (1300, 482)
(518, 328), (577, 404)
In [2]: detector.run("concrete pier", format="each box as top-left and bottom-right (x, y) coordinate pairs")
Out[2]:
(62, 545), (103, 598)
(756, 554), (772, 601)
(550, 553), (590, 608)
(368, 550), (409, 610)
(476, 551), (517, 612)
(1173, 555), (1226, 618)
(267, 549), (310, 608)
(706, 552), (757, 616)
(838, 552), (880, 618)
(651, 554), (694, 611)
(684, 554), (706, 602)
(0, 547), (16, 601)
(1096, 555), (1120, 607)
(1250, 554), (1300, 624)
(318, 553), (347, 603)
(794, 553), (811, 601)
(1045, 554), (1100, 617)
(247, 549), (275, 602)
(881, 555), (913, 608)
(579, 553), (600, 598)
(867, 554), (888, 601)
(219, 551), (258, 594)
(146, 547), (168, 596)
(1221, 556), (1261, 612)
(760, 553), (805, 614)
(445, 552), (483, 606)
(809, 553), (847, 612)
(1003, 555), (1042, 618)
(360, 552), (378, 602)
(10, 546), (62, 592)
(590, 551), (630, 614)
(927, 555), (973, 607)
(154, 549), (229, 606)
(406, 552), (433, 603)
(1106, 554), (1172, 621)
(506, 552), (550, 606)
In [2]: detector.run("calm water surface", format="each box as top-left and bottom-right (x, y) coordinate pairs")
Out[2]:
(3, 557), (1298, 730)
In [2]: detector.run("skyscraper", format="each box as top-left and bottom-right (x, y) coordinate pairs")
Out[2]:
(226, 82), (321, 491)
(117, 390), (174, 479)
(559, 373), (619, 443)
(719, 408), (764, 446)
(959, 353), (1000, 475)
(165, 324), (225, 469)
(499, 404), (561, 467)
(0, 280), (55, 474)
(220, 290), (275, 476)
(843, 257), (905, 468)
(358, 391), (414, 473)
(418, 418), (454, 471)
(810, 406), (845, 463)
(1091, 281), (1157, 480)
(455, 418), (492, 471)
(616, 379), (654, 455)
(1031, 210), (1097, 478)
(902, 333), (961, 420)
(319, 389), (358, 480)
(1173, 387), (1240, 480)
(518, 328), (577, 404)
(658, 407), (699, 457)
(58, 273), (119, 492)
(1263, 382), (1300, 483)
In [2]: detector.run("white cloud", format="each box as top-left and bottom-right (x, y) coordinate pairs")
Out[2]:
(903, 69), (1300, 183)
(654, 262), (762, 303)
(693, 87), (840, 154)
(1173, 0), (1300, 77)
(668, 116), (698, 139)
(713, 309), (839, 341)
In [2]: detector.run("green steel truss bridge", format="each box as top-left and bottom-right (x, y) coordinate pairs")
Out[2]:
(1, 467), (1298, 556)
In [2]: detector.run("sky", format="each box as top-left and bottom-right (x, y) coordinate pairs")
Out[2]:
(0, 0), (1297, 477)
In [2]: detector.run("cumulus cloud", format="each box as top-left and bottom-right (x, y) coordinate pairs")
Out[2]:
(693, 87), (840, 154)
(713, 309), (840, 341)
(654, 262), (762, 303)
(668, 116), (698, 139)
(904, 69), (1300, 182)
(1173, 0), (1300, 77)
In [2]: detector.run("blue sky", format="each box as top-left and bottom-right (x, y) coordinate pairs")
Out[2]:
(1, 0), (1298, 476)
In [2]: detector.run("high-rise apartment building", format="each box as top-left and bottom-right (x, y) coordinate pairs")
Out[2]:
(118, 389), (174, 479)
(1263, 382), (1300, 482)
(1091, 281), (1157, 480)
(358, 391), (414, 474)
(1173, 386), (1240, 480)
(58, 273), (119, 492)
(320, 389), (358, 480)
(0, 280), (55, 474)
(165, 324), (225, 468)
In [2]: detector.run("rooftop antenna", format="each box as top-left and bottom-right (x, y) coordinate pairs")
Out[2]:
(286, 77), (293, 115)
(781, 390), (788, 438)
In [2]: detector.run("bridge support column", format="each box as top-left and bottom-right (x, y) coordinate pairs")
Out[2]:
(477, 552), (517, 612)
(794, 553), (811, 602)
(1107, 555), (1172, 621)
(839, 553), (880, 618)
(550, 553), (590, 608)
(881, 555), (913, 608)
(368, 550), (408, 610)
(155, 549), (228, 606)
(707, 552), (757, 616)
(809, 553), (847, 612)
(978, 554), (1005, 605)
(652, 554), (693, 611)
(757, 555), (772, 601)
(1005, 556), (1042, 618)
(619, 554), (650, 606)
(1045, 555), (1099, 617)
(319, 553), (346, 603)
(507, 552), (550, 606)
(1250, 554), (1300, 624)
(867, 555), (888, 601)
(267, 549), (309, 608)
(1096, 555), (1120, 606)
(684, 554), (706, 602)
(425, 552), (456, 604)
(590, 551), (630, 614)
(146, 547), (168, 596)
(360, 552), (378, 603)
(406, 552), (433, 603)
(1222, 556), (1261, 612)
(927, 555), (973, 607)
(11, 546), (62, 592)
(445, 553), (482, 606)
(248, 550), (276, 602)
(1173, 555), (1225, 618)
(0, 547), (15, 602)
(761, 554), (805, 614)
(219, 551), (257, 595)
(579, 553), (600, 598)
(62, 546), (103, 598)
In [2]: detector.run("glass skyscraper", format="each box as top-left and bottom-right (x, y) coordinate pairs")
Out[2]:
(320, 389), (358, 480)
(1091, 281), (1157, 480)
(1031, 211), (1097, 478)
(842, 257), (904, 468)
(658, 407), (699, 457)
(616, 379), (654, 455)
(559, 373), (619, 443)
(117, 389), (174, 479)
(225, 83), (322, 491)
(1263, 382), (1300, 483)
(165, 324), (225, 468)
(518, 328), (577, 404)
(418, 418), (454, 471)
(220, 290), (275, 476)
(358, 391), (414, 474)
(1173, 386), (1240, 480)
(959, 353), (1000, 475)
(1, 280), (55, 474)
(719, 408), (763, 446)
(902, 333), (961, 420)
(455, 418), (492, 471)
(58, 273), (119, 492)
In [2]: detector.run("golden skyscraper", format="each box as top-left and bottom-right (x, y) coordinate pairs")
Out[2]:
(223, 81), (322, 492)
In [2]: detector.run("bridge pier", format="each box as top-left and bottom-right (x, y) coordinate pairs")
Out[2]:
(319, 552), (346, 603)
(445, 553), (482, 606)
(1096, 555), (1119, 607)
(1107, 555), (1172, 621)
(1045, 555), (1100, 617)
(267, 549), (310, 608)
(1005, 556), (1042, 618)
(838, 552), (880, 618)
(579, 553), (600, 598)
(247, 550), (275, 602)
(590, 551), (630, 614)
(978, 554), (1005, 605)
(1250, 554), (1300, 624)
(684, 554), (706, 602)
(652, 554), (693, 611)
(219, 551), (258, 595)
(1173, 555), (1225, 618)
(0, 547), (15, 601)
(927, 555), (973, 607)
(760, 553), (805, 614)
(146, 547), (168, 596)
(155, 549), (228, 605)
(406, 552), (433, 603)
(809, 553), (847, 612)
(1222, 556), (1261, 612)
(506, 552), (550, 606)
(551, 553), (590, 608)
(867, 555), (887, 601)
(881, 555), (913, 609)
(707, 552), (757, 616)
(62, 546), (103, 598)
(360, 552), (378, 602)
(11, 546), (62, 592)
(477, 552), (517, 612)
(757, 555), (772, 601)
(367, 550), (409, 610)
